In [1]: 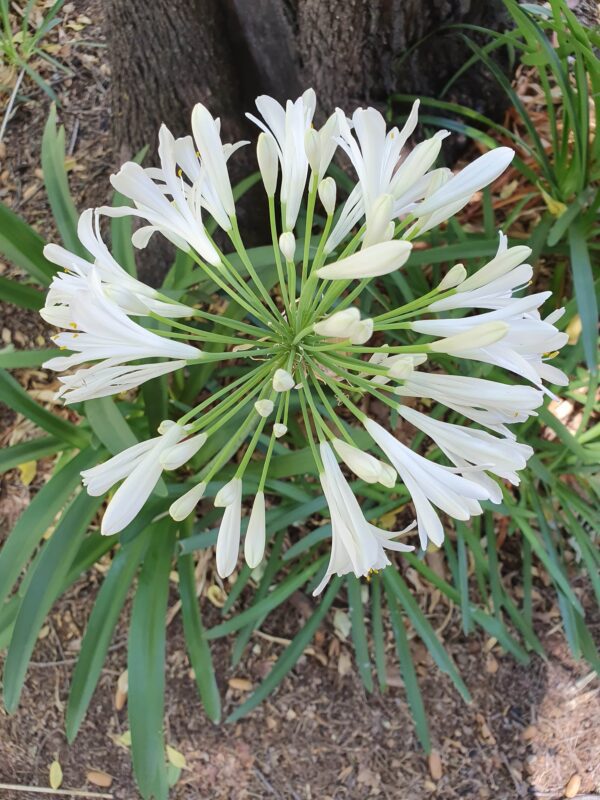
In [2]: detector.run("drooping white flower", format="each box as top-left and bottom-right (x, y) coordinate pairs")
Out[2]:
(247, 89), (318, 230)
(332, 438), (396, 487)
(245, 491), (266, 568)
(315, 442), (414, 595)
(215, 478), (243, 578)
(365, 418), (492, 549)
(42, 210), (192, 320)
(169, 481), (207, 522)
(82, 420), (188, 535)
(414, 296), (569, 388)
(160, 431), (207, 470)
(317, 240), (412, 280)
(43, 270), (200, 401)
(394, 372), (543, 436)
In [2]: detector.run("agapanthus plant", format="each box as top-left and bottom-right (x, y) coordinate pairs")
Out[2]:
(40, 89), (568, 593)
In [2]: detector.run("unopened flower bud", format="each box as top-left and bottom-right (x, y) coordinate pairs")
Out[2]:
(169, 482), (206, 521)
(429, 322), (509, 355)
(255, 399), (274, 417)
(257, 132), (278, 196)
(362, 194), (393, 249)
(314, 307), (360, 339)
(304, 128), (321, 173)
(438, 263), (466, 291)
(318, 177), (336, 216)
(273, 368), (295, 392)
(349, 318), (373, 345)
(279, 232), (296, 262)
(273, 423), (287, 438)
(215, 478), (240, 507)
(244, 491), (266, 568)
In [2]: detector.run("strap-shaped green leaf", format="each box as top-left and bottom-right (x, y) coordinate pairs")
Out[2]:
(0, 447), (99, 608)
(0, 276), (44, 310)
(128, 521), (175, 800)
(0, 369), (88, 448)
(177, 545), (221, 723)
(0, 434), (63, 474)
(347, 575), (373, 692)
(0, 202), (55, 285)
(3, 489), (103, 711)
(84, 396), (138, 455)
(66, 528), (151, 741)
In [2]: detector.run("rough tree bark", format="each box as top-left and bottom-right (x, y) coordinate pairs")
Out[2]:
(105, 0), (510, 279)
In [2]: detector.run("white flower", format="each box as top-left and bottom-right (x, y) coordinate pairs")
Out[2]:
(98, 120), (245, 264)
(247, 89), (317, 230)
(408, 147), (515, 229)
(332, 438), (396, 487)
(414, 296), (568, 388)
(398, 405), (533, 485)
(160, 432), (207, 470)
(317, 240), (412, 280)
(304, 112), (339, 178)
(272, 368), (295, 392)
(314, 307), (359, 338)
(215, 478), (242, 578)
(42, 210), (192, 320)
(43, 270), (200, 401)
(395, 372), (543, 436)
(244, 491), (266, 568)
(53, 358), (187, 404)
(365, 418), (492, 549)
(427, 321), (509, 356)
(82, 420), (187, 535)
(169, 481), (207, 521)
(365, 351), (427, 386)
(315, 442), (414, 595)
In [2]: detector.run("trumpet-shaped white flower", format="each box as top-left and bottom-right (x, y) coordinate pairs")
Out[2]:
(82, 420), (188, 535)
(245, 491), (266, 568)
(395, 372), (543, 436)
(215, 478), (242, 578)
(414, 295), (568, 388)
(317, 240), (412, 280)
(42, 210), (192, 321)
(365, 418), (493, 549)
(43, 270), (200, 401)
(315, 443), (414, 594)
(247, 89), (318, 230)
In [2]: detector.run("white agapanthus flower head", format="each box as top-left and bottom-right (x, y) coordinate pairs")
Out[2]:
(40, 89), (568, 588)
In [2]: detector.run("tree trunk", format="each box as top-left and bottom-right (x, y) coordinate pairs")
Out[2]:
(105, 0), (510, 280)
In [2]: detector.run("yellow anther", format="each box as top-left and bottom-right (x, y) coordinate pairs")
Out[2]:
(177, 167), (183, 177)
(544, 350), (559, 359)
(69, 321), (77, 329)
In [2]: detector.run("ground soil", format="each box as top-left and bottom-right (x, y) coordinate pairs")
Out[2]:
(0, 2), (599, 799)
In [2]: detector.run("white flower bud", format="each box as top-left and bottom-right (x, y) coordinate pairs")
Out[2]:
(362, 194), (393, 249)
(438, 263), (467, 291)
(279, 232), (296, 262)
(317, 240), (412, 280)
(304, 128), (321, 173)
(160, 432), (207, 470)
(169, 482), (206, 521)
(349, 318), (373, 345)
(215, 478), (240, 507)
(273, 423), (287, 438)
(257, 132), (279, 196)
(314, 307), (360, 338)
(244, 491), (266, 568)
(272, 368), (295, 392)
(318, 177), (336, 216)
(255, 399), (274, 417)
(429, 322), (509, 354)
(332, 438), (397, 487)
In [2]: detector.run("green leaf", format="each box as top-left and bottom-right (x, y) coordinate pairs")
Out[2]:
(3, 490), (103, 711)
(0, 435), (63, 474)
(110, 145), (148, 277)
(347, 575), (373, 692)
(0, 202), (55, 285)
(177, 546), (221, 723)
(0, 347), (61, 369)
(0, 276), (43, 310)
(84, 397), (138, 455)
(227, 576), (342, 723)
(568, 221), (598, 375)
(41, 105), (85, 255)
(385, 580), (431, 752)
(383, 568), (471, 702)
(370, 576), (387, 692)
(128, 522), (175, 800)
(66, 529), (150, 741)
(0, 369), (88, 448)
(0, 448), (99, 609)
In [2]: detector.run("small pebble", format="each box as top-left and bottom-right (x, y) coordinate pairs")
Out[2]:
(565, 773), (581, 798)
